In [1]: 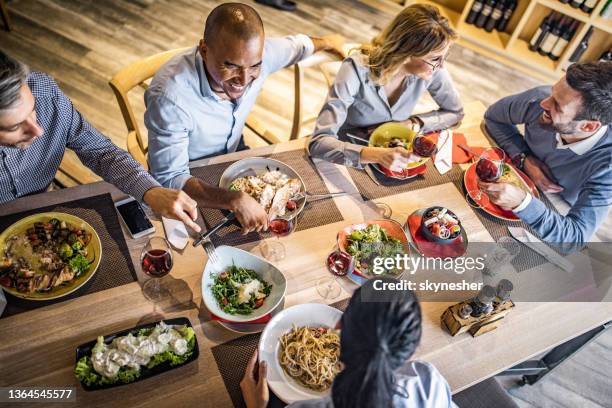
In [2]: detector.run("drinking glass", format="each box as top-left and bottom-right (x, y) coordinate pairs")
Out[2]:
(260, 213), (298, 262)
(316, 250), (354, 300)
(141, 236), (173, 302)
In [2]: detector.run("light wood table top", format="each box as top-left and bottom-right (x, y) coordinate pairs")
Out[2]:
(1, 111), (611, 407)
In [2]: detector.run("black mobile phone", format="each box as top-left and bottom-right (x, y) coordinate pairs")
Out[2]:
(115, 197), (155, 238)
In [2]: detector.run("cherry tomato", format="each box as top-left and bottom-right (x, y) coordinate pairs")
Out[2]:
(286, 200), (297, 211)
(254, 298), (264, 308)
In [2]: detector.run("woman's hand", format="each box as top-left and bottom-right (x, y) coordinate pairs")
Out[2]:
(240, 350), (269, 408)
(361, 146), (416, 172)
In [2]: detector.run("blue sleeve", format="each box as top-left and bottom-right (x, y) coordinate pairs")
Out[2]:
(58, 78), (160, 201)
(516, 167), (612, 252)
(144, 92), (194, 189)
(484, 87), (548, 158)
(264, 35), (315, 74)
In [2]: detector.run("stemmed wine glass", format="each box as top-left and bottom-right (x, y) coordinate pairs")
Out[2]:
(468, 147), (506, 207)
(412, 134), (438, 158)
(260, 213), (298, 262)
(316, 249), (354, 300)
(141, 237), (173, 302)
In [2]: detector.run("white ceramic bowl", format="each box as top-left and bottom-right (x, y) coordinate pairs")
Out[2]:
(201, 245), (287, 323)
(258, 303), (343, 403)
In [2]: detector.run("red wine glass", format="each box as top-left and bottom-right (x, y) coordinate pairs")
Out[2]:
(261, 214), (298, 262)
(141, 237), (173, 302)
(412, 134), (438, 157)
(476, 147), (506, 182)
(316, 250), (354, 300)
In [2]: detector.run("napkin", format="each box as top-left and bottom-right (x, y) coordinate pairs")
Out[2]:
(0, 288), (6, 317)
(210, 313), (272, 324)
(429, 132), (487, 164)
(161, 216), (189, 250)
(434, 129), (453, 175)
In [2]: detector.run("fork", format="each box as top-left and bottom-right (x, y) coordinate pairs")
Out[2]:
(202, 240), (219, 265)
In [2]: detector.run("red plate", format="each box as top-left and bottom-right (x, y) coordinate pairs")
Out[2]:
(373, 162), (427, 179)
(464, 162), (540, 221)
(405, 210), (468, 258)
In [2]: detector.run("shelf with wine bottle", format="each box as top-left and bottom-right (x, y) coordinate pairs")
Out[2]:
(391, 0), (612, 81)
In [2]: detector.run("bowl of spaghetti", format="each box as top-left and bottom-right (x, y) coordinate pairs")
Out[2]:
(258, 303), (343, 403)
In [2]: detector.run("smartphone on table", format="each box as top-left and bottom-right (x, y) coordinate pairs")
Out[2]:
(114, 197), (156, 239)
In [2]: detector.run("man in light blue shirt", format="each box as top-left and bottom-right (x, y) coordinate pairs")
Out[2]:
(479, 61), (612, 251)
(145, 3), (343, 233)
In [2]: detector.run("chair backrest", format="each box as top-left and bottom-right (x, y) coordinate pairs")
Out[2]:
(290, 43), (360, 140)
(109, 47), (190, 165)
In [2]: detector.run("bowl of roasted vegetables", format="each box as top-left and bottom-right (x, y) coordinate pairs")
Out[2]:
(420, 206), (462, 244)
(0, 212), (102, 300)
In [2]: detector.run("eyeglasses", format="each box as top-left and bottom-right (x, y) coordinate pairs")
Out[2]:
(421, 53), (448, 71)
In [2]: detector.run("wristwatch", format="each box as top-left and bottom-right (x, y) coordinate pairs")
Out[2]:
(512, 152), (527, 169)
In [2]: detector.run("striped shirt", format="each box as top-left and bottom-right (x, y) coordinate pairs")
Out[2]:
(0, 72), (159, 204)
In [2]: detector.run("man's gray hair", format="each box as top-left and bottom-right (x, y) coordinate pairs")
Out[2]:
(0, 50), (30, 112)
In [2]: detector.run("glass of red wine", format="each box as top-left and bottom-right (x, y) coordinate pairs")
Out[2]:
(412, 134), (438, 157)
(141, 236), (173, 302)
(316, 250), (354, 300)
(470, 147), (506, 207)
(260, 213), (298, 262)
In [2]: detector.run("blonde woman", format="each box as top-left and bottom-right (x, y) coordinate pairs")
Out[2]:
(308, 4), (464, 171)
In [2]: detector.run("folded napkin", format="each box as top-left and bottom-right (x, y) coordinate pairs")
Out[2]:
(161, 216), (189, 250)
(434, 129), (453, 175)
(210, 312), (272, 324)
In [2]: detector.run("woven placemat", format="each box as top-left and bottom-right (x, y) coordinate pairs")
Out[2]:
(211, 298), (350, 408)
(0, 194), (137, 318)
(190, 150), (344, 247)
(347, 161), (465, 201)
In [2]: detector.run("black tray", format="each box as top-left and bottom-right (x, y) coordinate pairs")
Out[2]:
(75, 317), (199, 391)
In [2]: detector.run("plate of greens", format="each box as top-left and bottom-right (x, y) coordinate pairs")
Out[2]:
(74, 317), (198, 390)
(202, 246), (287, 323)
(337, 220), (409, 284)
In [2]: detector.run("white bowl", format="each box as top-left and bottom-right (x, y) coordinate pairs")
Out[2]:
(201, 246), (287, 323)
(259, 303), (343, 403)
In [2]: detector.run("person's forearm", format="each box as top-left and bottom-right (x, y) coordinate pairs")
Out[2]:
(183, 177), (241, 211)
(415, 108), (464, 133)
(484, 101), (529, 158)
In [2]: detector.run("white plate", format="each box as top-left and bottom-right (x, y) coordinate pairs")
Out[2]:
(201, 245), (287, 323)
(258, 303), (343, 404)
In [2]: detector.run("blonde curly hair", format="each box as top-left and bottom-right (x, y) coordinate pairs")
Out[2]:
(359, 4), (457, 84)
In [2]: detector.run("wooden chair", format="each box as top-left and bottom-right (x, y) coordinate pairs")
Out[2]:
(109, 47), (190, 170)
(0, 0), (11, 32)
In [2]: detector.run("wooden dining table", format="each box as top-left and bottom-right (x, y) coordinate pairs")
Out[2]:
(1, 103), (611, 407)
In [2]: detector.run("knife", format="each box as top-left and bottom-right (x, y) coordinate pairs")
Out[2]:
(507, 227), (575, 272)
(193, 213), (237, 247)
(364, 164), (381, 186)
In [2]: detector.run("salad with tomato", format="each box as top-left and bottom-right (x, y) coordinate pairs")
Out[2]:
(211, 265), (272, 315)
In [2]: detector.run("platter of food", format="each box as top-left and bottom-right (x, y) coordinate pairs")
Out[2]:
(74, 318), (198, 390)
(219, 157), (306, 219)
(259, 303), (342, 403)
(0, 212), (102, 300)
(405, 207), (468, 258)
(464, 162), (539, 221)
(201, 245), (287, 323)
(337, 220), (409, 285)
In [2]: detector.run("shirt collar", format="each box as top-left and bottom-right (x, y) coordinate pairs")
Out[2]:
(555, 125), (608, 155)
(195, 50), (221, 101)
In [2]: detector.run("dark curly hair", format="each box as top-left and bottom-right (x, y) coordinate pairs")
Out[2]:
(566, 61), (612, 124)
(332, 277), (422, 408)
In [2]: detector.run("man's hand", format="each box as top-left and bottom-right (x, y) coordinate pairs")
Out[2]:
(143, 187), (201, 232)
(313, 34), (346, 59)
(240, 350), (269, 408)
(523, 155), (564, 193)
(230, 192), (269, 234)
(478, 181), (527, 211)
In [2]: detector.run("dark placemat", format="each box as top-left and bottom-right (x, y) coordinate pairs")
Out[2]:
(0, 193), (137, 318)
(190, 150), (344, 247)
(211, 298), (350, 408)
(347, 161), (465, 201)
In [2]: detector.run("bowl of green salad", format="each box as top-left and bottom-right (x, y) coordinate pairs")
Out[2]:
(202, 246), (287, 323)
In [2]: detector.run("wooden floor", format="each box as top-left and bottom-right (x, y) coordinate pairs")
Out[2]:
(0, 0), (543, 181)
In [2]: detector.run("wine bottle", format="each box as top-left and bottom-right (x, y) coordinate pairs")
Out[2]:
(570, 0), (585, 8)
(476, 0), (496, 28)
(560, 0), (570, 4)
(485, 0), (505, 32)
(581, 0), (599, 13)
(466, 0), (485, 24)
(539, 15), (565, 56)
(550, 20), (579, 61)
(568, 26), (594, 63)
(599, 48), (612, 61)
(529, 12), (555, 52)
(497, 0), (517, 31)
(602, 0), (612, 19)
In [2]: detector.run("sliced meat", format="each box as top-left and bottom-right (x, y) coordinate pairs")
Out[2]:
(269, 185), (291, 218)
(259, 184), (276, 210)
